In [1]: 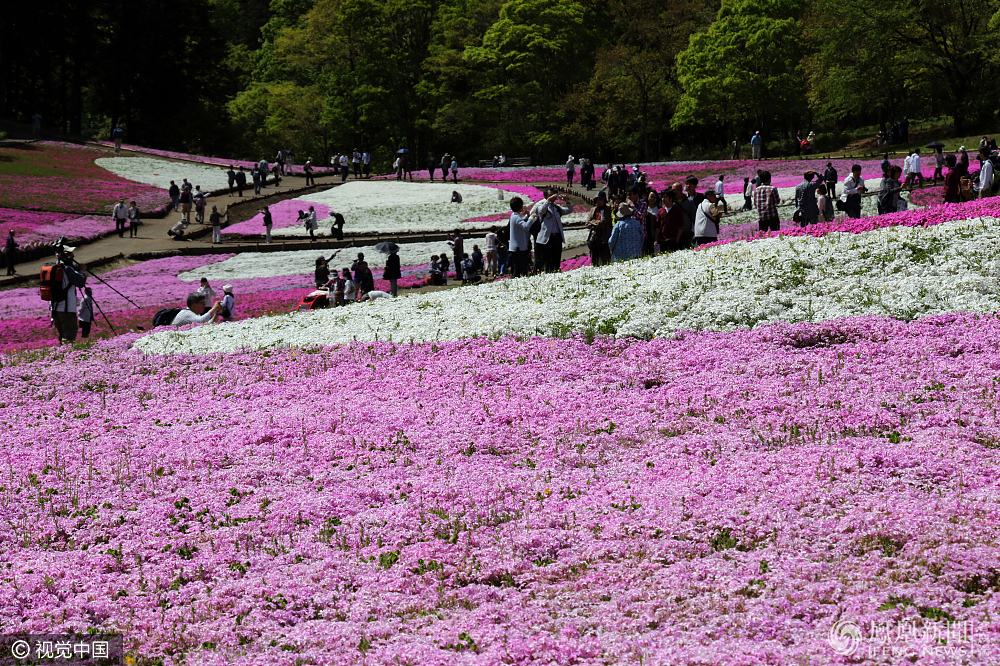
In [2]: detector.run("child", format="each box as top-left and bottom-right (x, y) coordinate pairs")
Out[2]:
(78, 287), (94, 338)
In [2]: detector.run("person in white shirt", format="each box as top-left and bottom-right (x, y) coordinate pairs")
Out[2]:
(909, 149), (924, 189)
(484, 230), (499, 276)
(171, 292), (222, 326)
(902, 153), (912, 188)
(979, 151), (995, 197)
(167, 219), (190, 239)
(840, 164), (867, 218)
(362, 151), (371, 178)
(714, 175), (727, 213)
(196, 278), (217, 306)
(339, 153), (349, 182)
(112, 198), (129, 238)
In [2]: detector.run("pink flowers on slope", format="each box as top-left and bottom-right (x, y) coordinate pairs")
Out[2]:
(1, 315), (999, 663)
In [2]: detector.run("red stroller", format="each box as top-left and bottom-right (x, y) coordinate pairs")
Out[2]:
(297, 289), (331, 311)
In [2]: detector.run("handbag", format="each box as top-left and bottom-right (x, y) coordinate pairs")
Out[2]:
(792, 208), (804, 224)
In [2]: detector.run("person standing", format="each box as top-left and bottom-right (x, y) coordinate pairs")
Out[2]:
(750, 131), (763, 160)
(932, 148), (945, 186)
(823, 162), (838, 199)
(383, 249), (401, 297)
(427, 153), (436, 182)
(50, 248), (87, 344)
(909, 149), (924, 188)
(219, 285), (236, 321)
(794, 172), (820, 226)
(566, 155), (575, 186)
(449, 231), (465, 281)
(210, 205), (225, 244)
(731, 136), (740, 160)
(608, 203), (644, 262)
(658, 188), (684, 252)
(979, 150), (995, 197)
(179, 187), (193, 222)
(586, 192), (612, 266)
(508, 197), (533, 278)
(4, 230), (17, 275)
(714, 175), (727, 214)
(484, 228), (499, 276)
(531, 193), (569, 272)
(127, 200), (141, 237)
(78, 287), (94, 338)
(227, 166), (237, 196)
(902, 152), (913, 189)
(878, 166), (903, 215)
(340, 153), (350, 182)
(753, 171), (780, 232)
(315, 256), (331, 288)
(168, 181), (180, 211)
(261, 206), (273, 243)
(111, 124), (125, 154)
(439, 153), (450, 182)
(943, 154), (962, 203)
(303, 158), (315, 186)
(275, 149), (287, 176)
(252, 166), (262, 195)
(31, 112), (42, 137)
(900, 116), (909, 143)
(258, 158), (270, 187)
(840, 164), (867, 219)
(194, 186), (207, 224)
(450, 156), (459, 184)
(235, 167), (247, 197)
(693, 189), (722, 246)
(816, 184), (835, 223)
(112, 198), (129, 238)
(272, 162), (282, 187)
(362, 150), (371, 178)
(352, 148), (361, 178)
(306, 205), (318, 242)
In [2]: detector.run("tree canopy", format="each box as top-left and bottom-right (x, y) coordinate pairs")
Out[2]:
(1, 0), (997, 163)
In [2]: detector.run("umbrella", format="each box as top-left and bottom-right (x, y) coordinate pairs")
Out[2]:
(396, 148), (410, 154)
(375, 241), (399, 254)
(925, 141), (945, 149)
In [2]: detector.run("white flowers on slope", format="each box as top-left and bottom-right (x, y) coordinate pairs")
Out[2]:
(96, 157), (234, 192)
(137, 216), (1000, 355)
(273, 181), (540, 235)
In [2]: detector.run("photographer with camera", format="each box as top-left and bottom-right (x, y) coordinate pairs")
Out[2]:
(42, 244), (88, 344)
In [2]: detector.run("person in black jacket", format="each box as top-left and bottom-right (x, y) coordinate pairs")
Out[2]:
(383, 250), (401, 296)
(235, 167), (247, 197)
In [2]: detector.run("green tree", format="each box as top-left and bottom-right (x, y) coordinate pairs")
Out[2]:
(673, 0), (809, 143)
(465, 0), (596, 156)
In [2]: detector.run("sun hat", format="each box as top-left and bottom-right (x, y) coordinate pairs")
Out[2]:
(223, 284), (233, 293)
(63, 246), (76, 253)
(617, 202), (634, 217)
(960, 146), (966, 151)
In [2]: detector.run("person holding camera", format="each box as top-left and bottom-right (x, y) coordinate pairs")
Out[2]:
(530, 192), (570, 273)
(50, 247), (87, 344)
(171, 292), (223, 326)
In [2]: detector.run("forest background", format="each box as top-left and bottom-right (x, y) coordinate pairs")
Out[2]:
(3, 0), (999, 168)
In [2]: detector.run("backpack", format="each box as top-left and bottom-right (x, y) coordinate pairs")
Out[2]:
(39, 264), (66, 301)
(153, 308), (183, 327)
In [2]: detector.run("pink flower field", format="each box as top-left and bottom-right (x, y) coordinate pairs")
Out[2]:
(2, 314), (1000, 664)
(0, 207), (117, 247)
(0, 143), (167, 214)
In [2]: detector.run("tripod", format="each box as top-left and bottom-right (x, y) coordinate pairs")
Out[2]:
(88, 293), (117, 337)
